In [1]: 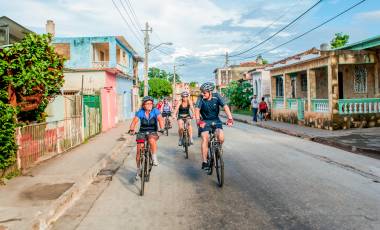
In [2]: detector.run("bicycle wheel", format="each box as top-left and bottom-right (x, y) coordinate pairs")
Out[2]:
(207, 148), (214, 175)
(145, 151), (151, 182)
(215, 147), (224, 187)
(140, 153), (146, 196)
(183, 132), (188, 159)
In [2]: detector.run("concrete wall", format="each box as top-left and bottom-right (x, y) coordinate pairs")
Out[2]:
(101, 71), (117, 131)
(116, 76), (134, 119)
(63, 71), (106, 94)
(339, 64), (376, 99)
(45, 96), (65, 122)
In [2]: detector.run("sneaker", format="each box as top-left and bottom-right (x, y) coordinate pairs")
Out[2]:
(201, 162), (209, 170)
(178, 138), (182, 146)
(152, 154), (159, 166)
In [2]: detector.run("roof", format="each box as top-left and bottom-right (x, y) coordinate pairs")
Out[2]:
(336, 34), (380, 51)
(239, 61), (258, 67)
(268, 47), (321, 70)
(0, 16), (34, 45)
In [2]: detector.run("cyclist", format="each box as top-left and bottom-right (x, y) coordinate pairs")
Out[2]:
(128, 96), (165, 179)
(160, 97), (173, 128)
(173, 91), (195, 146)
(195, 82), (233, 170)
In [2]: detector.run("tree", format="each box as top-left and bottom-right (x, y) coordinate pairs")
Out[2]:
(139, 78), (173, 99)
(0, 33), (65, 170)
(224, 80), (253, 109)
(148, 67), (181, 83)
(189, 81), (198, 88)
(167, 72), (182, 84)
(330, 33), (349, 49)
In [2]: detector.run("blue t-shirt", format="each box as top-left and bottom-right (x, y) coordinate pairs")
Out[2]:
(135, 108), (161, 132)
(195, 93), (225, 121)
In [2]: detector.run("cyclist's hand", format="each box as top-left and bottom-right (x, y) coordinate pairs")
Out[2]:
(197, 120), (206, 128)
(226, 118), (234, 127)
(128, 129), (135, 135)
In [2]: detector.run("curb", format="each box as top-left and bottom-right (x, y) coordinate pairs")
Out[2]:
(225, 115), (380, 159)
(31, 134), (134, 230)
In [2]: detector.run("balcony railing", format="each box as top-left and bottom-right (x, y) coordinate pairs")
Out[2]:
(273, 98), (284, 109)
(287, 99), (298, 110)
(92, 61), (110, 68)
(338, 98), (380, 115)
(311, 99), (329, 113)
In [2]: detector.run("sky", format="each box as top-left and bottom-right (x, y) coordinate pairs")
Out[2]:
(1, 0), (380, 83)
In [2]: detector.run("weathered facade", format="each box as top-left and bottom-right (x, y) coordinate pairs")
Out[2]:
(52, 36), (141, 131)
(270, 36), (380, 130)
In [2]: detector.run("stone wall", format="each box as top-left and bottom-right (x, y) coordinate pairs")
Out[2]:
(315, 68), (328, 99)
(304, 111), (333, 130)
(336, 114), (380, 129)
(271, 109), (299, 124)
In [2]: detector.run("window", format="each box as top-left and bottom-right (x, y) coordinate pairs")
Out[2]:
(276, 77), (284, 97)
(353, 65), (367, 93)
(301, 74), (307, 91)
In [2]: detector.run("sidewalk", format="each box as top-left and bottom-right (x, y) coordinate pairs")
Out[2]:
(0, 121), (133, 230)
(227, 113), (380, 159)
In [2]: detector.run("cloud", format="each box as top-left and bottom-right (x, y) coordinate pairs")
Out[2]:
(356, 10), (380, 20)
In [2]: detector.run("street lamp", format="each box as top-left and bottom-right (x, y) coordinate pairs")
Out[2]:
(143, 41), (173, 97)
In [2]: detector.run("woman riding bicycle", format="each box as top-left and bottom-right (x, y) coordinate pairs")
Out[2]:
(160, 97), (173, 128)
(128, 96), (165, 179)
(173, 91), (195, 146)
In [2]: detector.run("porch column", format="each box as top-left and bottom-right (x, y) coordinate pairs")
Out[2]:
(284, 73), (291, 108)
(375, 52), (380, 96)
(328, 56), (339, 116)
(307, 69), (316, 112)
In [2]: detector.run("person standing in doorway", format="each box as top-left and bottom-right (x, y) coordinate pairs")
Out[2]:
(251, 95), (259, 122)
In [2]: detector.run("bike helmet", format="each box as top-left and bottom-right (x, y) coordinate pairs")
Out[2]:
(181, 91), (189, 97)
(200, 82), (215, 92)
(142, 96), (154, 104)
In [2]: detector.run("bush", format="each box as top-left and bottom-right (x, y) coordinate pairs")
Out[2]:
(0, 101), (17, 169)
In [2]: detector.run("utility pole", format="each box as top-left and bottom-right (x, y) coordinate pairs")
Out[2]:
(142, 22), (152, 96)
(225, 51), (229, 67)
(172, 64), (176, 103)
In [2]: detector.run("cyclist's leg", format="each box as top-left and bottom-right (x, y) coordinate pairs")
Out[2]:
(136, 143), (144, 168)
(148, 134), (159, 165)
(187, 119), (193, 143)
(178, 119), (184, 136)
(216, 129), (225, 145)
(200, 131), (209, 162)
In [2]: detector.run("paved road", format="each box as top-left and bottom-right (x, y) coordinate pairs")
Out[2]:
(53, 122), (380, 230)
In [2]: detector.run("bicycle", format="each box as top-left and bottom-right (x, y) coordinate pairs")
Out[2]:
(129, 130), (163, 196)
(205, 122), (224, 187)
(163, 114), (171, 136)
(179, 114), (191, 159)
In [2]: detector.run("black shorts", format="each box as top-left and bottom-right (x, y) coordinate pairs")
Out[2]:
(199, 120), (223, 133)
(162, 112), (171, 117)
(136, 132), (158, 143)
(259, 109), (267, 114)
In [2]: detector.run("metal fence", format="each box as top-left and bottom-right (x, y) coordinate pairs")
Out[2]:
(16, 117), (83, 170)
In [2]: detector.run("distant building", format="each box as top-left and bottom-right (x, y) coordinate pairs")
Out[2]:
(214, 61), (264, 93)
(0, 16), (33, 46)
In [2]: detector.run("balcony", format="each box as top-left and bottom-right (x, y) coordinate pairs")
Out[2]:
(92, 61), (109, 68)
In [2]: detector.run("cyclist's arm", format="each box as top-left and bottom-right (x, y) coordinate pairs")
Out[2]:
(223, 105), (233, 120)
(195, 108), (201, 121)
(172, 104), (179, 119)
(129, 116), (139, 131)
(157, 115), (164, 129)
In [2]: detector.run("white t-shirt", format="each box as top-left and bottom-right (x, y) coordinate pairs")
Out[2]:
(251, 98), (259, 109)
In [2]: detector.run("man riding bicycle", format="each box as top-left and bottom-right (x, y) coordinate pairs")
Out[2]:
(128, 96), (165, 179)
(173, 91), (195, 146)
(160, 97), (173, 128)
(195, 82), (233, 170)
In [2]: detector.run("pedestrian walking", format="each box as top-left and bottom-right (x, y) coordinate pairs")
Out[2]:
(259, 97), (268, 121)
(251, 95), (259, 122)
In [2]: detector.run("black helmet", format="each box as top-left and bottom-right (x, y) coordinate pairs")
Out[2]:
(200, 82), (215, 92)
(142, 96), (153, 104)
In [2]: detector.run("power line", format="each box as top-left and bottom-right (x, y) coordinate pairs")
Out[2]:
(236, 0), (367, 61)
(230, 0), (323, 58)
(230, 0), (300, 55)
(111, 0), (144, 47)
(119, 0), (143, 38)
(124, 0), (143, 29)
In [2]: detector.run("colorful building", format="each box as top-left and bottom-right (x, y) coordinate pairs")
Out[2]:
(269, 36), (380, 130)
(52, 35), (141, 132)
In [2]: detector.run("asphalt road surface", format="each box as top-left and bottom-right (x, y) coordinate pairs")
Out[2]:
(52, 121), (380, 230)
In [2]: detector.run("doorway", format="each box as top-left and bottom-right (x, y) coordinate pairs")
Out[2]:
(338, 72), (343, 99)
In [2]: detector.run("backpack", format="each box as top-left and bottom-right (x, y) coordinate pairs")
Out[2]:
(259, 101), (267, 110)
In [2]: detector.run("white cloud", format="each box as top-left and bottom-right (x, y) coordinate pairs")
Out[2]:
(356, 10), (380, 20)
(233, 18), (281, 28)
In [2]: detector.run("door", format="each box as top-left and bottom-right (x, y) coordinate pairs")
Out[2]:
(338, 72), (344, 99)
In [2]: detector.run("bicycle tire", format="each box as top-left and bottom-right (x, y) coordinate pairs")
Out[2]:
(145, 151), (151, 182)
(207, 148), (214, 175)
(140, 153), (146, 196)
(183, 131), (188, 159)
(215, 147), (224, 187)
